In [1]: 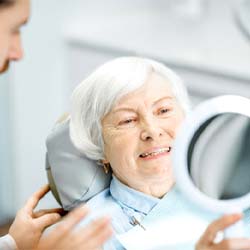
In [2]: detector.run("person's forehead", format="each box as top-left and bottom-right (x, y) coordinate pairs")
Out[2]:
(115, 73), (175, 107)
(12, 0), (30, 20)
(0, 0), (30, 23)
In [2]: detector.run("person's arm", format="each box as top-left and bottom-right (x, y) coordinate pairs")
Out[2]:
(195, 213), (250, 250)
(0, 234), (18, 250)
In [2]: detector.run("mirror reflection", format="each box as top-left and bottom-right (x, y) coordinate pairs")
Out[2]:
(188, 113), (250, 200)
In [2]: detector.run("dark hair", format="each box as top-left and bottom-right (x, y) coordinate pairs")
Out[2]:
(0, 0), (15, 7)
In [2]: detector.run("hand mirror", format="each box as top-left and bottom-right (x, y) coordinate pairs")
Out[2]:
(173, 95), (250, 237)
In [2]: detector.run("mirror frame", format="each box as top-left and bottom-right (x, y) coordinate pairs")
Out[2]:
(173, 95), (250, 213)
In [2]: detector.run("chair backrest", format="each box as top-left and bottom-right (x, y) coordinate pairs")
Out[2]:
(45, 116), (111, 210)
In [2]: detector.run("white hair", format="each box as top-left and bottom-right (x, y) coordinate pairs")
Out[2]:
(70, 57), (191, 161)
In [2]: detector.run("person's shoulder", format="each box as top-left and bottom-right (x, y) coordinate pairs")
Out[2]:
(82, 188), (122, 222)
(87, 188), (111, 208)
(87, 187), (122, 215)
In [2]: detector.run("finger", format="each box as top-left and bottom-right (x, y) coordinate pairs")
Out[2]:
(84, 220), (113, 248)
(33, 208), (65, 218)
(82, 226), (113, 249)
(24, 184), (50, 212)
(92, 226), (112, 245)
(79, 217), (112, 245)
(46, 205), (89, 242)
(72, 217), (112, 249)
(198, 214), (242, 245)
(214, 238), (250, 250)
(35, 212), (62, 230)
(60, 205), (89, 228)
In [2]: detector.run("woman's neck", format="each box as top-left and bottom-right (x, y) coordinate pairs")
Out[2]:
(136, 179), (175, 198)
(115, 174), (175, 198)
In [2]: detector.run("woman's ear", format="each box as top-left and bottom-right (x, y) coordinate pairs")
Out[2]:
(100, 159), (111, 174)
(102, 159), (109, 164)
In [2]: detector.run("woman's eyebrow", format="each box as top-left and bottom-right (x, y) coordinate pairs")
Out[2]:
(112, 107), (136, 114)
(113, 96), (173, 113)
(153, 96), (173, 106)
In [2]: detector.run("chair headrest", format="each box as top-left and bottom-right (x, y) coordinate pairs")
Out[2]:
(45, 118), (111, 210)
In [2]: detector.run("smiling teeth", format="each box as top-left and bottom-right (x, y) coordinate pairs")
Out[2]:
(140, 147), (171, 158)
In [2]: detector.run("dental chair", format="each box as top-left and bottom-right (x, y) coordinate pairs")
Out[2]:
(45, 114), (111, 210)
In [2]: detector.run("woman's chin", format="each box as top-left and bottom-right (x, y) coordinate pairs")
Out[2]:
(141, 161), (172, 177)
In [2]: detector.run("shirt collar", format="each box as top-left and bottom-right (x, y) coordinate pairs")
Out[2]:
(110, 175), (160, 215)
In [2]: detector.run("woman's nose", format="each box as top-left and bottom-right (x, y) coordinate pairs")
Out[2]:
(140, 119), (164, 141)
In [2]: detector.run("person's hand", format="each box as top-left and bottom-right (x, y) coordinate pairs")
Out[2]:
(9, 185), (63, 250)
(195, 213), (250, 250)
(35, 206), (112, 250)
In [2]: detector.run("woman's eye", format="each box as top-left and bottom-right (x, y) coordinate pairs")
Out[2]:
(119, 118), (136, 126)
(159, 108), (170, 114)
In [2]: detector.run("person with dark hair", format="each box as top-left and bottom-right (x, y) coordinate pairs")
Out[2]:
(0, 0), (15, 6)
(0, 0), (112, 249)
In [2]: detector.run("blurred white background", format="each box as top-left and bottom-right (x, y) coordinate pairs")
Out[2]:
(0, 0), (250, 224)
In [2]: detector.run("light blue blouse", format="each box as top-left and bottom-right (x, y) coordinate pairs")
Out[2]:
(79, 176), (250, 250)
(80, 176), (160, 249)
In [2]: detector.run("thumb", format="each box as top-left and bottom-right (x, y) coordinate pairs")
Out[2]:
(35, 213), (61, 231)
(198, 213), (242, 246)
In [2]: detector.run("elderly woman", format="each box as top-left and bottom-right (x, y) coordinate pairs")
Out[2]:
(70, 57), (250, 250)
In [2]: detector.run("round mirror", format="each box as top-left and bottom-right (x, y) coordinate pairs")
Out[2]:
(173, 95), (250, 214)
(189, 113), (250, 200)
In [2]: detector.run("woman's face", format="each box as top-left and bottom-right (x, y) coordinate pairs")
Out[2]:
(102, 72), (185, 195)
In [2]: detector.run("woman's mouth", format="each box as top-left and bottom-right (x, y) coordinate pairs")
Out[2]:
(139, 147), (171, 159)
